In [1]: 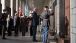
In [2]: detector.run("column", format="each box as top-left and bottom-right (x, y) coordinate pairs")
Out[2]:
(59, 0), (65, 37)
(16, 0), (18, 12)
(10, 0), (13, 18)
(22, 1), (25, 14)
(1, 0), (5, 13)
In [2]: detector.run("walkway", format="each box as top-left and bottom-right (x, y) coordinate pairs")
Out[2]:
(0, 29), (57, 43)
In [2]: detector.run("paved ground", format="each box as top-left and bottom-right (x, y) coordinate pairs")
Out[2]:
(0, 30), (57, 43)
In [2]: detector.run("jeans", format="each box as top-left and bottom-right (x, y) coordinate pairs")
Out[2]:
(43, 26), (48, 43)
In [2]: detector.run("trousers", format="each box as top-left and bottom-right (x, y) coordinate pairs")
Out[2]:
(33, 25), (37, 40)
(43, 26), (48, 43)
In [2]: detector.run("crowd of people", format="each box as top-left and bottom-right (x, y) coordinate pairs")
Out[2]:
(0, 9), (31, 39)
(0, 6), (52, 43)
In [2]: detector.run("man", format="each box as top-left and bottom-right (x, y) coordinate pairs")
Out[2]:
(30, 17), (33, 36)
(14, 13), (20, 36)
(1, 9), (7, 39)
(21, 14), (26, 36)
(32, 8), (39, 42)
(41, 6), (51, 43)
(0, 17), (2, 35)
(6, 15), (13, 36)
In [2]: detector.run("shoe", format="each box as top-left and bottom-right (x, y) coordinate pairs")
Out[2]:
(33, 40), (38, 42)
(8, 35), (11, 36)
(2, 38), (7, 39)
(14, 35), (18, 37)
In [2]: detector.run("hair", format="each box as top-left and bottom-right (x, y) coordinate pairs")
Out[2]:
(34, 7), (36, 11)
(15, 13), (18, 16)
(3, 9), (6, 11)
(44, 6), (48, 8)
(34, 7), (38, 11)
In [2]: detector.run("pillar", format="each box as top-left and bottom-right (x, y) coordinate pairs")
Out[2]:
(59, 0), (65, 37)
(22, 0), (25, 15)
(1, 0), (5, 13)
(16, 0), (18, 12)
(10, 0), (13, 18)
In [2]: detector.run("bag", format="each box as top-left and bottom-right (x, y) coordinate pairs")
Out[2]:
(37, 25), (43, 32)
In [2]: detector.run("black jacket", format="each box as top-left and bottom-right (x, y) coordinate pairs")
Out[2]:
(32, 12), (39, 26)
(1, 13), (7, 25)
(9, 18), (13, 26)
(16, 17), (20, 26)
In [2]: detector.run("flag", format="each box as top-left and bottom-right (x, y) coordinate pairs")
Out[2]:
(18, 1), (22, 17)
(25, 0), (29, 16)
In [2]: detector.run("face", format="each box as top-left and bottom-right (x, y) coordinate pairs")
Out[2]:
(36, 8), (38, 12)
(8, 15), (10, 18)
(44, 7), (48, 11)
(35, 8), (38, 12)
(4, 11), (7, 13)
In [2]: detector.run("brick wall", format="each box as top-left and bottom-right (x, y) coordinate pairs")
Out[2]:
(70, 0), (76, 43)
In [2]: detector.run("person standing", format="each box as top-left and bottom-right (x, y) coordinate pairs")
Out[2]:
(32, 8), (39, 42)
(1, 9), (7, 39)
(26, 17), (30, 32)
(14, 13), (20, 36)
(21, 14), (26, 36)
(6, 14), (11, 36)
(6, 15), (13, 36)
(30, 17), (33, 36)
(41, 6), (51, 43)
(0, 17), (2, 35)
(14, 13), (17, 36)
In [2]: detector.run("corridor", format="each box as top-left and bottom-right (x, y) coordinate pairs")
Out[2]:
(0, 29), (56, 43)
(0, 0), (76, 43)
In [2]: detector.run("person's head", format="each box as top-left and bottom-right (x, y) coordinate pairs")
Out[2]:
(22, 13), (25, 17)
(15, 13), (18, 16)
(34, 7), (38, 12)
(3, 9), (7, 13)
(44, 6), (49, 11)
(7, 14), (11, 18)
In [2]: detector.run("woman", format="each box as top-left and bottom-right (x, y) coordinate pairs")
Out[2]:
(6, 14), (12, 36)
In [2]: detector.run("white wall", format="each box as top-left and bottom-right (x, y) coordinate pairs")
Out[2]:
(22, 1), (25, 14)
(70, 0), (76, 43)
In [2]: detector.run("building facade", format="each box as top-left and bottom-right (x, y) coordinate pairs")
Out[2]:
(48, 0), (76, 43)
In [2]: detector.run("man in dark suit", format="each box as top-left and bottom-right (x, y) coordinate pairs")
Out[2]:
(14, 13), (20, 36)
(7, 16), (13, 36)
(32, 8), (39, 42)
(0, 17), (2, 35)
(30, 17), (33, 36)
(1, 9), (7, 39)
(21, 15), (26, 36)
